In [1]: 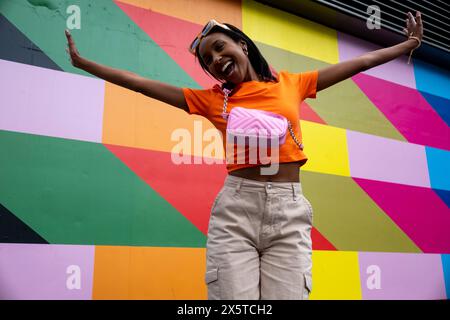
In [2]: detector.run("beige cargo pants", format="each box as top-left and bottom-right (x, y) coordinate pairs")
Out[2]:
(205, 174), (313, 300)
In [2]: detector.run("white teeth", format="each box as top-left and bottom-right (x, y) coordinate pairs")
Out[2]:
(222, 61), (232, 73)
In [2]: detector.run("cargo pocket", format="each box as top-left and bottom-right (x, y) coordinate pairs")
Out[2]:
(205, 267), (220, 300)
(303, 273), (312, 300)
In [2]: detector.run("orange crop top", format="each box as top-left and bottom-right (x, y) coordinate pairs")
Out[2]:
(182, 70), (318, 173)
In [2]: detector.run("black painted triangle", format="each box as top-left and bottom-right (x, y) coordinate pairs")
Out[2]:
(0, 13), (62, 71)
(0, 203), (48, 244)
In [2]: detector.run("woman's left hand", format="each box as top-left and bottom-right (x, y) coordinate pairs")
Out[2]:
(403, 11), (423, 41)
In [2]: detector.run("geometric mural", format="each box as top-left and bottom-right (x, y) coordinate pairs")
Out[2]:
(0, 0), (449, 299)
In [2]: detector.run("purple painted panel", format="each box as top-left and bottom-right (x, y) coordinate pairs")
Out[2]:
(0, 243), (94, 300)
(337, 32), (416, 89)
(352, 72), (450, 151)
(359, 252), (446, 300)
(0, 59), (104, 142)
(355, 178), (450, 254)
(347, 130), (430, 187)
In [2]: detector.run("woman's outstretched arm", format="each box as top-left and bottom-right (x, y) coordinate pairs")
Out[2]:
(65, 30), (189, 112)
(316, 11), (423, 92)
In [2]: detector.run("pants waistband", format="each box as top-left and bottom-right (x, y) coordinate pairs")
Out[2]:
(224, 174), (303, 196)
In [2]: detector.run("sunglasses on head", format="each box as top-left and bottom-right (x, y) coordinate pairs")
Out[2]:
(189, 19), (231, 55)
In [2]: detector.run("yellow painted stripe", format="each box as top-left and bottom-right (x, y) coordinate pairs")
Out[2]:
(93, 246), (207, 299)
(310, 251), (362, 300)
(301, 120), (350, 177)
(242, 0), (339, 64)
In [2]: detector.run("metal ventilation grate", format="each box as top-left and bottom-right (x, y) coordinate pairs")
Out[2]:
(313, 0), (449, 54)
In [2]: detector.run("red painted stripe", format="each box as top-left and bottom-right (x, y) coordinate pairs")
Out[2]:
(352, 73), (450, 151)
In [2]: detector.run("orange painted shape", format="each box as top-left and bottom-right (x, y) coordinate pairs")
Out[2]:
(93, 246), (207, 299)
(116, 0), (242, 28)
(102, 82), (219, 157)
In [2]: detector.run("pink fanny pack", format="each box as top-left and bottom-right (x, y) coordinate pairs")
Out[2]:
(221, 88), (304, 150)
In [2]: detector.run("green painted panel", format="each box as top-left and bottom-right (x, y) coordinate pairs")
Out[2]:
(257, 42), (406, 142)
(0, 130), (206, 247)
(300, 170), (421, 253)
(0, 0), (200, 88)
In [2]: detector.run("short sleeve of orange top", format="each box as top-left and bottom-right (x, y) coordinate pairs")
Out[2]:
(182, 70), (318, 173)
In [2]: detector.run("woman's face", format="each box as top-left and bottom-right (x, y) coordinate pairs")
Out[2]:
(198, 32), (258, 84)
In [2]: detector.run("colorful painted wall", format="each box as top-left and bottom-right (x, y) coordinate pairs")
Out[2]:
(0, 0), (449, 300)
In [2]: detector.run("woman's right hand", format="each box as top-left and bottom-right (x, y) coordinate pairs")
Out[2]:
(65, 29), (82, 68)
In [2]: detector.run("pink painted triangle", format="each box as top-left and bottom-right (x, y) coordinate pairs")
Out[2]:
(354, 177), (450, 254)
(115, 0), (218, 89)
(352, 73), (450, 151)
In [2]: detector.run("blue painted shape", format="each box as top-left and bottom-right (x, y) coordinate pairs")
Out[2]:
(442, 255), (450, 299)
(426, 147), (450, 191)
(414, 59), (450, 100)
(420, 91), (450, 127)
(434, 189), (450, 208)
